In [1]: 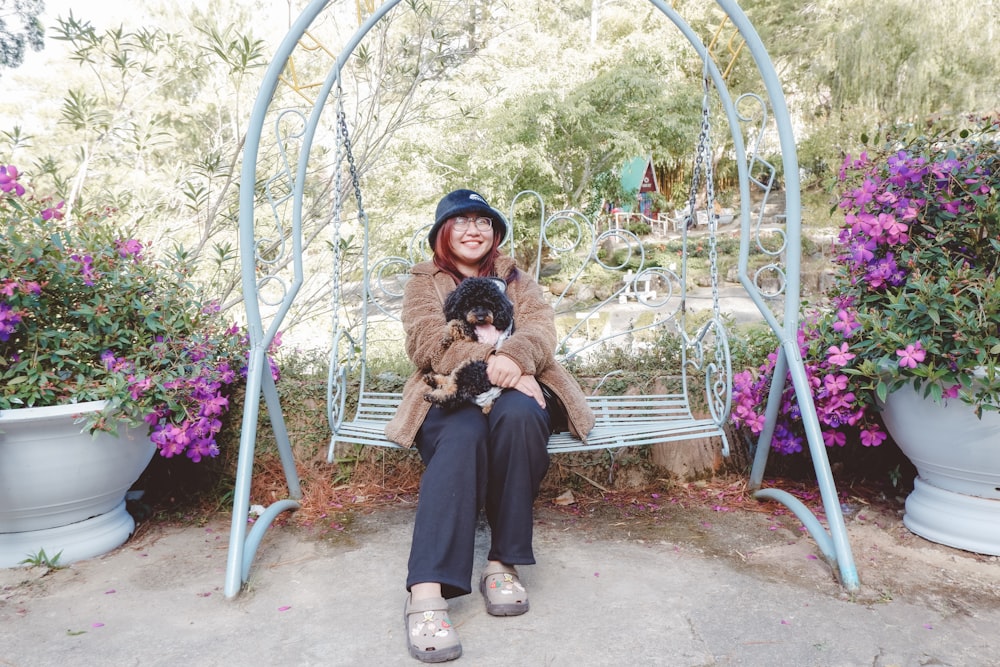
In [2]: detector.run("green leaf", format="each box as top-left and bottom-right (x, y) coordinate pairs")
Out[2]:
(929, 383), (943, 402)
(876, 380), (888, 403)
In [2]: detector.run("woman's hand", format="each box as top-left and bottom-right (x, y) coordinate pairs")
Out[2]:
(513, 374), (546, 408)
(486, 354), (521, 388)
(487, 355), (544, 407)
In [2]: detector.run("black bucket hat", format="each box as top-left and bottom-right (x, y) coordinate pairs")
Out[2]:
(428, 189), (507, 247)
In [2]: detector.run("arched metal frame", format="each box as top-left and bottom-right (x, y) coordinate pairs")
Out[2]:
(226, 0), (859, 598)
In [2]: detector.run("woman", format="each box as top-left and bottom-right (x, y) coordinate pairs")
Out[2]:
(385, 188), (595, 663)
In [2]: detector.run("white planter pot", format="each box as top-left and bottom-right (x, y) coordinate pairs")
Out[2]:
(881, 383), (1000, 556)
(0, 401), (156, 567)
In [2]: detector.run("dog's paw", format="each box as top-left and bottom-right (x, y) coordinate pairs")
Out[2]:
(449, 319), (477, 342)
(423, 373), (462, 410)
(422, 372), (440, 389)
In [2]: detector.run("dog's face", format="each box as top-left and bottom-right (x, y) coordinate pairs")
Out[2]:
(444, 277), (513, 331)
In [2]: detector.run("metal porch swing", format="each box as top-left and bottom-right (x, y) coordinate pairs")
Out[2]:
(225, 0), (860, 599)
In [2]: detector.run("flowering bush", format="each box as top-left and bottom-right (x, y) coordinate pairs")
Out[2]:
(733, 122), (1000, 455)
(0, 165), (277, 462)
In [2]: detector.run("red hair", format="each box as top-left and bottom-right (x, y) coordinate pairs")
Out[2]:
(432, 219), (503, 283)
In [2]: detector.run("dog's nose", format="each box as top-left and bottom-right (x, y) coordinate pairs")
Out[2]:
(469, 307), (493, 324)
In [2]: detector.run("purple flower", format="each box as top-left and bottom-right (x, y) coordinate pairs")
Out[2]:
(216, 362), (237, 384)
(69, 253), (99, 286)
(773, 424), (803, 455)
(127, 376), (153, 401)
(115, 238), (144, 261)
(40, 202), (65, 220)
(864, 253), (905, 289)
(143, 405), (168, 427)
(845, 239), (876, 268)
(185, 438), (219, 463)
(151, 422), (191, 458)
(198, 393), (229, 417)
(0, 165), (25, 196)
(0, 302), (22, 341)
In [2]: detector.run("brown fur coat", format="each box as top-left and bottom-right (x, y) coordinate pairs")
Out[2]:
(384, 256), (595, 448)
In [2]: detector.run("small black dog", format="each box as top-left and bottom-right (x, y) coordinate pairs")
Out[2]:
(423, 277), (514, 413)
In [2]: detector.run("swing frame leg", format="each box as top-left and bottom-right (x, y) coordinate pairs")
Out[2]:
(749, 343), (861, 591)
(224, 347), (302, 599)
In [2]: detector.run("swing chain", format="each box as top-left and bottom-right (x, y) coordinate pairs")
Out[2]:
(336, 100), (366, 222)
(700, 75), (721, 322)
(328, 84), (368, 431)
(685, 69), (721, 322)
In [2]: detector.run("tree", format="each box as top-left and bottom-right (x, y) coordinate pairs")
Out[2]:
(2, 2), (269, 309)
(7, 0), (1000, 345)
(467, 55), (701, 210)
(741, 0), (1000, 179)
(0, 0), (45, 73)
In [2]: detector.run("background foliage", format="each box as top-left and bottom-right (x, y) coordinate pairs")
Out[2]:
(3, 0), (998, 336)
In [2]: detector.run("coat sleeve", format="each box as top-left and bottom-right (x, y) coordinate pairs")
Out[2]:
(494, 271), (558, 377)
(401, 272), (495, 374)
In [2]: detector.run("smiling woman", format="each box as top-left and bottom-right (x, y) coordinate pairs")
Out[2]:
(383, 187), (594, 662)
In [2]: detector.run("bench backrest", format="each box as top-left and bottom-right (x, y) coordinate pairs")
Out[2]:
(326, 189), (734, 451)
(360, 198), (693, 362)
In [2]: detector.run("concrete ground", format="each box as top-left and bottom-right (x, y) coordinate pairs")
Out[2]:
(2, 493), (999, 667)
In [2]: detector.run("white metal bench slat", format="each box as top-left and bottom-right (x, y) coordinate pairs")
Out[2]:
(333, 392), (725, 455)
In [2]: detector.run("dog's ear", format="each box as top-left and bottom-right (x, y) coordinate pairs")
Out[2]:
(442, 281), (467, 319)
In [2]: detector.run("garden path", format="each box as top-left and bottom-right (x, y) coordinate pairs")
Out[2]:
(3, 485), (998, 666)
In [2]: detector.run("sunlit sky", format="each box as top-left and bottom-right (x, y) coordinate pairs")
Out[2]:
(40, 0), (174, 25)
(15, 1), (162, 73)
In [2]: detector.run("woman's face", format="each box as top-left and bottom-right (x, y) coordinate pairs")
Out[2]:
(447, 214), (495, 276)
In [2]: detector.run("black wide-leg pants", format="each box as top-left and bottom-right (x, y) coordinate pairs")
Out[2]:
(406, 389), (551, 599)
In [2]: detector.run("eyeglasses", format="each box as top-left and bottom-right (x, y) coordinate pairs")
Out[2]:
(452, 216), (494, 232)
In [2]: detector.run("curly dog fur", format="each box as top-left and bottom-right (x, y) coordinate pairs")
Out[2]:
(423, 277), (514, 413)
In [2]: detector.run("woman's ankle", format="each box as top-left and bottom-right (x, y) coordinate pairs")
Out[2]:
(410, 581), (443, 601)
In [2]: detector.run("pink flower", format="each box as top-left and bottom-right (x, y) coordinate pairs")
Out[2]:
(115, 238), (144, 260)
(127, 376), (153, 401)
(827, 343), (856, 367)
(822, 430), (847, 448)
(0, 165), (25, 196)
(743, 411), (765, 434)
(859, 426), (887, 447)
(882, 216), (909, 244)
(896, 342), (926, 369)
(832, 309), (860, 337)
(822, 374), (848, 394)
(40, 202), (65, 220)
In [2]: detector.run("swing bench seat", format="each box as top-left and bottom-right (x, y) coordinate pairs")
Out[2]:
(331, 389), (729, 455)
